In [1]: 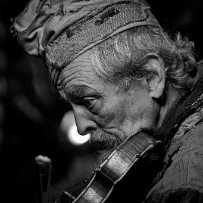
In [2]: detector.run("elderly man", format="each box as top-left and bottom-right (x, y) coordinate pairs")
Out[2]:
(12, 0), (203, 202)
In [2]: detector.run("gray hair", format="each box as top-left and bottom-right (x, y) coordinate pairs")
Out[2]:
(89, 26), (197, 90)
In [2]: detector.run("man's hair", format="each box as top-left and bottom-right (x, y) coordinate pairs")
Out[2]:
(89, 26), (197, 90)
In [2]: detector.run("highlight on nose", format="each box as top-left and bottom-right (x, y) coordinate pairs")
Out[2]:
(73, 109), (96, 136)
(60, 111), (90, 145)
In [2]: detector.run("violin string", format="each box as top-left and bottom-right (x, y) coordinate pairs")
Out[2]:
(71, 179), (90, 196)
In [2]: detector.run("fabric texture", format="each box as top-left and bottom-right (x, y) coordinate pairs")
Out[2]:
(11, 0), (161, 88)
(145, 106), (203, 202)
(144, 65), (203, 202)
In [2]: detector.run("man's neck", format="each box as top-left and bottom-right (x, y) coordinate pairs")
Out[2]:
(158, 85), (183, 128)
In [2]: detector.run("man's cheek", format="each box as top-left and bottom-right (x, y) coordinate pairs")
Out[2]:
(98, 111), (125, 129)
(95, 110), (117, 128)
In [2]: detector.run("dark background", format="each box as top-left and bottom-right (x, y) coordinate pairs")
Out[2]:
(0, 0), (202, 202)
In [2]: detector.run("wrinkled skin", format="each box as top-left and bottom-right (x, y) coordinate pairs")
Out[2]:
(59, 51), (162, 161)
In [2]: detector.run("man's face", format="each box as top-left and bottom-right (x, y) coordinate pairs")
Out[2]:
(59, 51), (159, 158)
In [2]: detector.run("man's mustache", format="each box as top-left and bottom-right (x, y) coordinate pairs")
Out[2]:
(89, 130), (123, 151)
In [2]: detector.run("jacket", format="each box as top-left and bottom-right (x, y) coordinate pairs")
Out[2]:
(145, 66), (203, 202)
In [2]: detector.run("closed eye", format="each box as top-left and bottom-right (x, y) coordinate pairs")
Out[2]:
(82, 97), (96, 109)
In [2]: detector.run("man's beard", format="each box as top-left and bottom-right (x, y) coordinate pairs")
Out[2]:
(89, 130), (124, 164)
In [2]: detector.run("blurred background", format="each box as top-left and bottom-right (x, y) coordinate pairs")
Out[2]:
(0, 0), (202, 202)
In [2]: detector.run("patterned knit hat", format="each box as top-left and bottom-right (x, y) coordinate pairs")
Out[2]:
(12, 0), (161, 88)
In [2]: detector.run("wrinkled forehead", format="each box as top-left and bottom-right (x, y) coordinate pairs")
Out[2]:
(58, 50), (101, 90)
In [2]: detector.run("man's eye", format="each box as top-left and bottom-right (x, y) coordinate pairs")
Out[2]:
(82, 98), (96, 109)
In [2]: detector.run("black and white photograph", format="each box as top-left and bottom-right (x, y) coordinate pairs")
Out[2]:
(0, 0), (203, 202)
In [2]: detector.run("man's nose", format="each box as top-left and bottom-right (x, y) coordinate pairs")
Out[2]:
(73, 108), (97, 135)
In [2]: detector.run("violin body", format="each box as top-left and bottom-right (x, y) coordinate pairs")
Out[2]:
(56, 131), (163, 203)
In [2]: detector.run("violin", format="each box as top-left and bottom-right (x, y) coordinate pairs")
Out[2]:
(52, 131), (162, 203)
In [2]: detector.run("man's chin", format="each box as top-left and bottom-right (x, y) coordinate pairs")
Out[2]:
(89, 131), (124, 164)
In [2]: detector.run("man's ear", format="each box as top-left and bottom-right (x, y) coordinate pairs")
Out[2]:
(144, 56), (166, 99)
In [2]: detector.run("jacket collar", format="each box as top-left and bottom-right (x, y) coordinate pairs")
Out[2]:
(157, 63), (203, 150)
